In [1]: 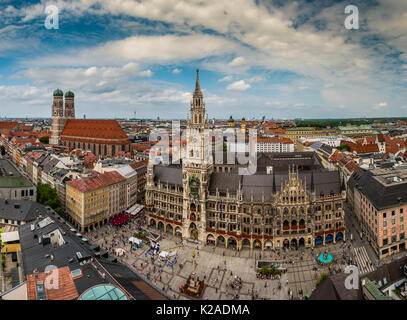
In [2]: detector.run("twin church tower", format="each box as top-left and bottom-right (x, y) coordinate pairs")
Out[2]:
(49, 89), (75, 145)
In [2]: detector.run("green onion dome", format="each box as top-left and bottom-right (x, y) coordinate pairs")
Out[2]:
(53, 89), (63, 96)
(65, 90), (75, 98)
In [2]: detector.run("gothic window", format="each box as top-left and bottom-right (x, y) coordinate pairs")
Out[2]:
(112, 145), (115, 155)
(283, 207), (289, 215)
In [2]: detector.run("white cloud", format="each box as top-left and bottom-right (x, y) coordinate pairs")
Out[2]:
(401, 105), (407, 109)
(266, 100), (281, 106)
(25, 34), (238, 67)
(172, 68), (182, 74)
(228, 56), (247, 67)
(226, 80), (250, 91)
(248, 76), (265, 83)
(218, 75), (233, 82)
(373, 102), (388, 109)
(139, 69), (153, 77)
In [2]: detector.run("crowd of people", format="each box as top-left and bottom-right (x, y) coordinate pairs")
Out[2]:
(228, 275), (243, 290)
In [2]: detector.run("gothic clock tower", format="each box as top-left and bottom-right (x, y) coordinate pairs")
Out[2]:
(182, 69), (213, 242)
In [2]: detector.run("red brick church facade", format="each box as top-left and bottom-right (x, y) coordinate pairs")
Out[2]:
(49, 89), (131, 156)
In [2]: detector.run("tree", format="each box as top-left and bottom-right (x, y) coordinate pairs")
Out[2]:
(39, 136), (50, 144)
(36, 182), (64, 217)
(337, 144), (350, 152)
(0, 145), (5, 156)
(316, 273), (328, 287)
(223, 142), (228, 152)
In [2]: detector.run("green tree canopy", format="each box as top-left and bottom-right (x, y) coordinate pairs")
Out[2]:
(36, 182), (63, 216)
(39, 136), (50, 144)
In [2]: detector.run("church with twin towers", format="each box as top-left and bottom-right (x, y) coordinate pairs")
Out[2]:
(49, 89), (131, 157)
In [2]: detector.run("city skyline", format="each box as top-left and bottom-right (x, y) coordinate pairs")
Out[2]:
(0, 0), (406, 119)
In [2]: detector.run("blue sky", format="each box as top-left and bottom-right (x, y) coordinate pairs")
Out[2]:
(0, 0), (406, 119)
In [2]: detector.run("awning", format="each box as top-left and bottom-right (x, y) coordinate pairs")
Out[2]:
(0, 231), (19, 243)
(336, 234), (343, 239)
(1, 243), (21, 253)
(126, 204), (145, 215)
(315, 238), (323, 244)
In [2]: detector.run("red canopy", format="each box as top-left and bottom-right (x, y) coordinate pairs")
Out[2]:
(110, 213), (130, 226)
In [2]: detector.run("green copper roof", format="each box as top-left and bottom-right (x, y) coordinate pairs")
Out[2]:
(65, 90), (74, 98)
(363, 279), (392, 300)
(53, 89), (63, 96)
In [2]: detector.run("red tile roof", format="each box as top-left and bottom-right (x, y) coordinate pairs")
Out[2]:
(0, 121), (19, 130)
(257, 138), (293, 144)
(344, 160), (358, 173)
(355, 144), (379, 154)
(27, 266), (79, 300)
(67, 171), (126, 193)
(130, 161), (146, 170)
(386, 145), (399, 154)
(264, 128), (286, 134)
(61, 119), (130, 143)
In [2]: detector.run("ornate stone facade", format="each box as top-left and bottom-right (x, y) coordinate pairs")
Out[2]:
(145, 71), (346, 250)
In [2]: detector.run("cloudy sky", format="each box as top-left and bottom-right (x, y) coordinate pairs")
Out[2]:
(0, 0), (406, 119)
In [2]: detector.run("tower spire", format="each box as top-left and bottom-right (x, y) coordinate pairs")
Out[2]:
(194, 68), (201, 95)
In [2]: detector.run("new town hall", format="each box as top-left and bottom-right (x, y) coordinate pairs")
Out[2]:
(145, 71), (346, 250)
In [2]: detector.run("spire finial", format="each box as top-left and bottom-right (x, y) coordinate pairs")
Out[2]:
(194, 68), (201, 93)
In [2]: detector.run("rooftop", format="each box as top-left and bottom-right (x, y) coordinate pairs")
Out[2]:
(0, 159), (33, 188)
(61, 119), (130, 141)
(67, 171), (126, 193)
(0, 199), (45, 222)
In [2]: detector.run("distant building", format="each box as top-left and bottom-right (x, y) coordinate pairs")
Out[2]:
(256, 138), (294, 153)
(338, 125), (376, 137)
(280, 127), (335, 144)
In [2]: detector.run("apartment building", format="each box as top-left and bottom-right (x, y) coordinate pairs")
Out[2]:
(65, 171), (126, 232)
(348, 167), (407, 259)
